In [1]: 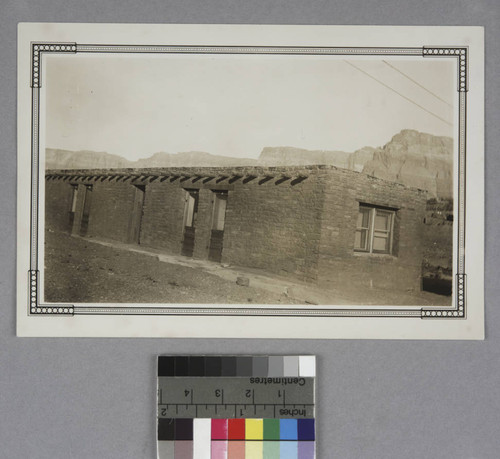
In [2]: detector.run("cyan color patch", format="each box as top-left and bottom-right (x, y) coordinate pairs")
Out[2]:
(280, 441), (298, 459)
(280, 419), (298, 440)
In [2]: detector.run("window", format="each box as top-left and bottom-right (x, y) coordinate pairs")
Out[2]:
(354, 205), (395, 254)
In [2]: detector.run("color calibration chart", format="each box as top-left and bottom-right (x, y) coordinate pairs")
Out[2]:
(157, 355), (316, 459)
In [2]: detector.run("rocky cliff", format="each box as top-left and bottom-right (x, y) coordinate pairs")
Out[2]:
(361, 130), (453, 198)
(259, 146), (351, 169)
(45, 129), (453, 198)
(257, 131), (452, 198)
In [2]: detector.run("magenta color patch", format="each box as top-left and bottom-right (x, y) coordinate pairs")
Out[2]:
(211, 439), (228, 459)
(211, 418), (228, 440)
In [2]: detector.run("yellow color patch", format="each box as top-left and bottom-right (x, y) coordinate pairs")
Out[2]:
(245, 440), (263, 459)
(245, 418), (264, 440)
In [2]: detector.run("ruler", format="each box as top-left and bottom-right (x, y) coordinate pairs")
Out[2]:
(158, 376), (314, 419)
(156, 355), (316, 459)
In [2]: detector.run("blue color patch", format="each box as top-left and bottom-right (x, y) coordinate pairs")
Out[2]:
(280, 419), (298, 440)
(298, 419), (315, 441)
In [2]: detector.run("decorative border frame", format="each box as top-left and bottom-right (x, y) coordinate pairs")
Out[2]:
(26, 43), (468, 320)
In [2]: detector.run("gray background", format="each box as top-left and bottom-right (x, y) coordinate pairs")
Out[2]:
(1, 0), (499, 458)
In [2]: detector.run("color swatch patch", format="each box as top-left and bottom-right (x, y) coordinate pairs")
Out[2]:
(157, 355), (316, 458)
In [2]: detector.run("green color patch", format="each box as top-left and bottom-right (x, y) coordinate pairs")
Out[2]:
(263, 441), (280, 458)
(263, 419), (280, 440)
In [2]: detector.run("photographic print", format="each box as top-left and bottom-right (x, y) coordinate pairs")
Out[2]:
(17, 24), (484, 338)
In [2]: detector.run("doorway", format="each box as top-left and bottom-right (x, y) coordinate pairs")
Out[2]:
(79, 185), (93, 237)
(208, 191), (228, 262)
(181, 189), (199, 257)
(68, 184), (78, 232)
(128, 185), (146, 244)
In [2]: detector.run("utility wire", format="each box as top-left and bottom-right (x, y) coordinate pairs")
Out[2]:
(344, 60), (453, 127)
(382, 60), (453, 108)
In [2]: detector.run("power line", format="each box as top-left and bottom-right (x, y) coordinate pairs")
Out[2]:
(344, 60), (453, 127)
(382, 60), (453, 108)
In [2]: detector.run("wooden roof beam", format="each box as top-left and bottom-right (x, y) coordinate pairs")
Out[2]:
(290, 175), (308, 186)
(258, 175), (274, 185)
(242, 175), (257, 184)
(275, 176), (291, 185)
(228, 175), (243, 184)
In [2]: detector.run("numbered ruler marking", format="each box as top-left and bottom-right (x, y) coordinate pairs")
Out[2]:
(157, 377), (314, 419)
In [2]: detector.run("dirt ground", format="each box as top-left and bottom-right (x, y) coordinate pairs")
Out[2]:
(44, 230), (451, 306)
(44, 230), (303, 304)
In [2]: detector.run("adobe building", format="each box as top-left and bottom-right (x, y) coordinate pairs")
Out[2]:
(45, 165), (427, 293)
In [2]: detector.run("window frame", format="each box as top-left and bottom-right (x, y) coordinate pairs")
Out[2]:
(354, 204), (396, 255)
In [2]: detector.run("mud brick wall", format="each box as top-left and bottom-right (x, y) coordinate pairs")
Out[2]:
(45, 166), (426, 293)
(139, 180), (185, 254)
(84, 180), (137, 243)
(45, 179), (74, 232)
(221, 170), (324, 282)
(317, 168), (427, 293)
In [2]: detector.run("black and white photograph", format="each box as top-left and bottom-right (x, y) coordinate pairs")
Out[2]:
(43, 54), (455, 307)
(17, 24), (484, 338)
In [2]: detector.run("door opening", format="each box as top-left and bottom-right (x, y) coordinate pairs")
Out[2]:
(79, 185), (93, 237)
(128, 185), (146, 244)
(181, 189), (199, 257)
(208, 191), (228, 262)
(68, 184), (78, 232)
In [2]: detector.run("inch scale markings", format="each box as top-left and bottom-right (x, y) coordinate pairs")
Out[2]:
(157, 377), (315, 418)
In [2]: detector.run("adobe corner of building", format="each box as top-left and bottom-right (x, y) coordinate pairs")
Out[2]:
(45, 165), (428, 294)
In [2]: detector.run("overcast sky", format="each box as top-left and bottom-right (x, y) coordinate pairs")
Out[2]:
(45, 53), (455, 161)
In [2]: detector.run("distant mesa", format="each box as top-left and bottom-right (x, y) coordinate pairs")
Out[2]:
(44, 149), (258, 170)
(45, 129), (453, 198)
(45, 149), (131, 170)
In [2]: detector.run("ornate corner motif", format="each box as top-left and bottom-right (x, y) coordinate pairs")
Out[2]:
(31, 43), (77, 88)
(423, 47), (468, 92)
(421, 274), (466, 319)
(28, 270), (74, 315)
